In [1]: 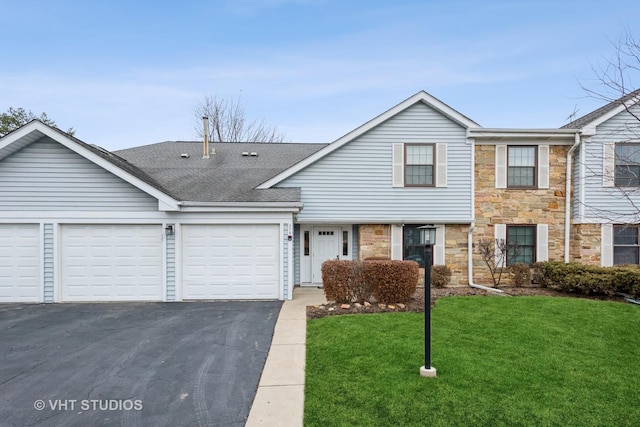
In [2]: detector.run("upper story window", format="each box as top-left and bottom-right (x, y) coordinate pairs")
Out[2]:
(495, 145), (549, 189)
(507, 146), (537, 188)
(615, 143), (640, 187)
(506, 225), (536, 265)
(613, 225), (639, 264)
(404, 144), (434, 186)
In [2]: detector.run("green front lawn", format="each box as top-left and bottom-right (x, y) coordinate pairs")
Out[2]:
(305, 297), (640, 426)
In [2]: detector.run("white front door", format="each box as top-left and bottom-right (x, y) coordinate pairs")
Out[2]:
(311, 227), (341, 283)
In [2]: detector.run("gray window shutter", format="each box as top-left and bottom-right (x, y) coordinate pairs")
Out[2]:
(601, 223), (613, 266)
(536, 224), (548, 262)
(603, 144), (615, 188)
(495, 145), (507, 188)
(538, 145), (550, 189)
(392, 144), (404, 187)
(391, 224), (403, 260)
(434, 224), (445, 264)
(436, 143), (447, 187)
(494, 224), (507, 267)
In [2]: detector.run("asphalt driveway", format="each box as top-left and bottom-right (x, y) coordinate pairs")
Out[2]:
(0, 301), (282, 427)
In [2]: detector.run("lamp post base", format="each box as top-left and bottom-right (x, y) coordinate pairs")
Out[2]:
(419, 366), (437, 378)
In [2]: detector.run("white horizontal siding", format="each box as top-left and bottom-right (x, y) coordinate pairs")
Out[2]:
(580, 106), (640, 223)
(278, 103), (472, 222)
(0, 137), (158, 211)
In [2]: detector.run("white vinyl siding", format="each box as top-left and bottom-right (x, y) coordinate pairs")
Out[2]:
(581, 106), (640, 222)
(60, 225), (163, 302)
(0, 224), (41, 302)
(181, 225), (280, 299)
(0, 137), (158, 211)
(279, 102), (471, 222)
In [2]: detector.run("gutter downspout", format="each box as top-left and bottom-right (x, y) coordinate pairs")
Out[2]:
(468, 221), (504, 293)
(564, 132), (582, 262)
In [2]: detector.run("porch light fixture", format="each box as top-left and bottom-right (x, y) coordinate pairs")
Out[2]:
(418, 225), (437, 378)
(165, 224), (175, 235)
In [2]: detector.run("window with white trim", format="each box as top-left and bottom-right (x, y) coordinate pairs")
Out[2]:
(508, 146), (536, 188)
(405, 144), (434, 186)
(506, 225), (536, 265)
(402, 225), (434, 268)
(613, 225), (640, 264)
(615, 144), (640, 187)
(392, 143), (447, 188)
(496, 145), (549, 189)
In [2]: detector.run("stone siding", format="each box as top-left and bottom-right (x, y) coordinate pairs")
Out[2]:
(570, 223), (601, 264)
(473, 144), (569, 285)
(358, 224), (391, 260)
(358, 224), (470, 286)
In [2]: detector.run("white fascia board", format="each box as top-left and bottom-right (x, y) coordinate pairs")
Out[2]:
(581, 97), (640, 129)
(471, 128), (578, 141)
(258, 91), (480, 189)
(14, 123), (180, 211)
(294, 218), (474, 224)
(178, 201), (303, 212)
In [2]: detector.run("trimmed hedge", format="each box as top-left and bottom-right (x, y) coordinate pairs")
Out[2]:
(538, 261), (640, 298)
(321, 260), (369, 303)
(367, 260), (419, 304)
(321, 259), (419, 304)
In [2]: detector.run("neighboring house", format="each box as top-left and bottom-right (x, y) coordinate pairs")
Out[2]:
(2, 90), (639, 302)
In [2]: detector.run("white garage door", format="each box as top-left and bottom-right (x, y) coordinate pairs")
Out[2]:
(182, 225), (280, 299)
(61, 225), (163, 302)
(0, 224), (40, 302)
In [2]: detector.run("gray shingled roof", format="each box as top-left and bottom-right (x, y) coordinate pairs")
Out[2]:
(561, 89), (640, 129)
(115, 141), (326, 203)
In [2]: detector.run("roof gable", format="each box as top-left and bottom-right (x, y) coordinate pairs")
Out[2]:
(257, 90), (480, 189)
(561, 89), (640, 130)
(0, 121), (180, 210)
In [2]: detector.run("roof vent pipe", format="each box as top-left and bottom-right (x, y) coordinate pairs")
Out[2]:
(202, 116), (210, 159)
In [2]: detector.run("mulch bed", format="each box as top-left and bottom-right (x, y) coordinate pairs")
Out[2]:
(306, 286), (629, 319)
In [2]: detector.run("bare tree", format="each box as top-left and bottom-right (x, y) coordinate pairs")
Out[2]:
(572, 29), (640, 224)
(193, 94), (286, 143)
(477, 238), (521, 288)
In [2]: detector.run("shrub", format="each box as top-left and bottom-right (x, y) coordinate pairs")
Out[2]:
(431, 265), (452, 288)
(536, 261), (640, 298)
(366, 260), (419, 304)
(531, 262), (548, 287)
(321, 260), (370, 303)
(508, 263), (531, 287)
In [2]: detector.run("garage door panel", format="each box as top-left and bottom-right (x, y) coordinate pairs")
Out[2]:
(182, 225), (279, 300)
(0, 224), (40, 302)
(61, 225), (163, 302)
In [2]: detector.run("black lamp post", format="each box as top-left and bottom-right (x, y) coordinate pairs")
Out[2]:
(418, 225), (437, 378)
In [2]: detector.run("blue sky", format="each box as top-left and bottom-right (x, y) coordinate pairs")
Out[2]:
(1, 0), (639, 150)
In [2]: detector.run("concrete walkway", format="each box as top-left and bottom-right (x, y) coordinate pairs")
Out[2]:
(246, 287), (326, 427)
